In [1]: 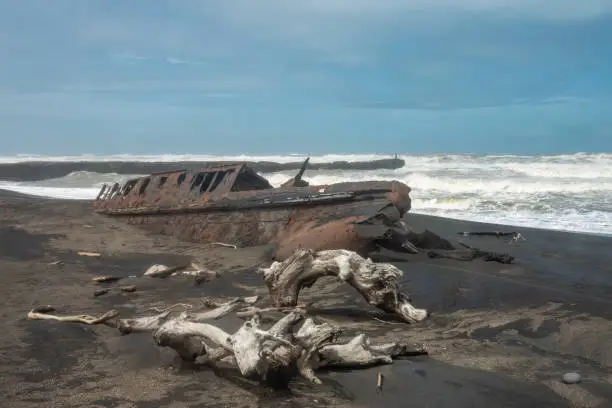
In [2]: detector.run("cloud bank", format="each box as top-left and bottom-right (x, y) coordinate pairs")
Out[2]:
(0, 0), (610, 153)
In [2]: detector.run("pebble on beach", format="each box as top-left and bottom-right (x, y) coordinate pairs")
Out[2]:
(94, 288), (110, 297)
(562, 372), (582, 384)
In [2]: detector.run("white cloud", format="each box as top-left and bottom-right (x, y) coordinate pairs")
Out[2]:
(202, 0), (612, 22)
(110, 52), (150, 62)
(58, 77), (268, 93)
(166, 56), (189, 64)
(165, 56), (203, 65)
(170, 0), (612, 64)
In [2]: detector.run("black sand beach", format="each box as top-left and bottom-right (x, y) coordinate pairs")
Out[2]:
(1, 189), (611, 407)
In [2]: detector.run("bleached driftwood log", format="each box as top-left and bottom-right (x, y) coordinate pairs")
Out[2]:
(27, 306), (119, 326)
(259, 249), (428, 323)
(116, 296), (259, 334)
(181, 296), (259, 322)
(152, 311), (422, 384)
(28, 304), (423, 385)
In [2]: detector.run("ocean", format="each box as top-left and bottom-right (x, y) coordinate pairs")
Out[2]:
(0, 153), (610, 236)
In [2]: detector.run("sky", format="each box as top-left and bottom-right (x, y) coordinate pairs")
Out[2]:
(1, 0), (612, 155)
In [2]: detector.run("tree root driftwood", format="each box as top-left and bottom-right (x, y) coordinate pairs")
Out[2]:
(26, 300), (425, 386)
(259, 249), (428, 324)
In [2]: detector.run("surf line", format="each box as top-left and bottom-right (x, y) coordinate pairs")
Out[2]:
(415, 261), (612, 306)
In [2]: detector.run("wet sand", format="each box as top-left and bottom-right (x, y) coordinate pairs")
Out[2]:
(1, 189), (611, 407)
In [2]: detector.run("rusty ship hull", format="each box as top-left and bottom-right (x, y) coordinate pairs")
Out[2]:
(93, 162), (414, 259)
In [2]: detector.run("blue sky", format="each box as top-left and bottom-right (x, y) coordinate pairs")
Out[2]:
(1, 0), (611, 155)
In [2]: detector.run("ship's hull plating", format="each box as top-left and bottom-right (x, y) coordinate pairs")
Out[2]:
(122, 197), (393, 258)
(94, 174), (412, 259)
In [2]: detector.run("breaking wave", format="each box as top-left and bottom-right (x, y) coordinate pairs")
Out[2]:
(0, 153), (610, 236)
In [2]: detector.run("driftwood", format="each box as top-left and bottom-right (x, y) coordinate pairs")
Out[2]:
(458, 231), (527, 244)
(27, 249), (433, 386)
(144, 262), (219, 283)
(92, 276), (121, 283)
(258, 249), (428, 323)
(428, 242), (514, 264)
(143, 263), (191, 278)
(78, 251), (101, 257)
(115, 296), (258, 335)
(27, 306), (118, 327)
(458, 231), (517, 237)
(376, 372), (384, 393)
(208, 242), (238, 249)
(367, 221), (517, 263)
(27, 298), (424, 385)
(152, 311), (423, 384)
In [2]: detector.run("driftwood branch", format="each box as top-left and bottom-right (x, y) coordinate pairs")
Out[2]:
(143, 263), (191, 278)
(27, 306), (119, 327)
(27, 247), (429, 386)
(144, 262), (220, 284)
(27, 303), (423, 385)
(428, 242), (514, 264)
(151, 310), (417, 384)
(209, 242), (238, 249)
(117, 311), (172, 335)
(259, 249), (428, 323)
(183, 296), (259, 322)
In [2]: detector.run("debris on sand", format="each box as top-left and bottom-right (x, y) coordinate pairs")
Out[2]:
(457, 231), (527, 244)
(78, 251), (101, 257)
(120, 285), (137, 293)
(259, 248), (428, 323)
(93, 288), (110, 297)
(143, 263), (190, 278)
(144, 262), (219, 283)
(208, 242), (238, 249)
(562, 372), (582, 384)
(28, 303), (425, 385)
(376, 372), (384, 394)
(27, 248), (429, 386)
(28, 307), (118, 326)
(92, 276), (121, 283)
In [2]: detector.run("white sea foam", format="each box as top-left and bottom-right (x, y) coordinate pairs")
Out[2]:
(0, 153), (610, 235)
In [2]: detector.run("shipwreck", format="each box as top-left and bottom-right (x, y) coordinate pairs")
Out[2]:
(93, 158), (422, 260)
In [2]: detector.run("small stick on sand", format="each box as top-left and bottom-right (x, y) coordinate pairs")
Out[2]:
(376, 372), (384, 394)
(371, 316), (403, 325)
(27, 307), (119, 326)
(78, 251), (101, 257)
(209, 242), (238, 249)
(92, 276), (121, 283)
